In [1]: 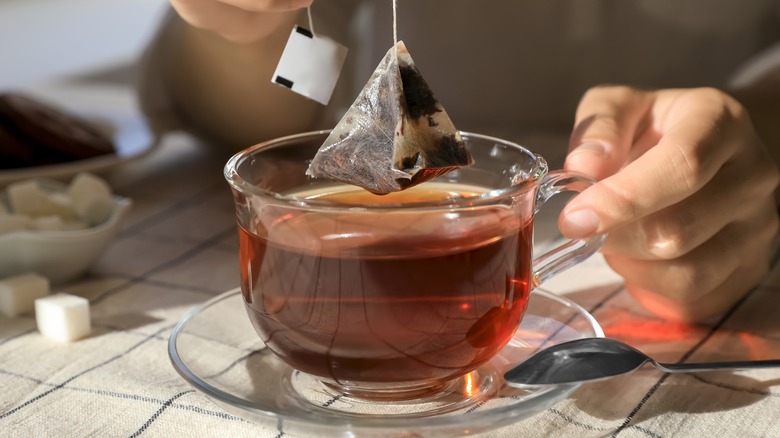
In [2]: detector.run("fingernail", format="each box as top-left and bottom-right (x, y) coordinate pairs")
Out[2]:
(561, 209), (600, 238)
(569, 141), (605, 157)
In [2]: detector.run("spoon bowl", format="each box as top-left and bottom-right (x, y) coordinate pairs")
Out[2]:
(504, 337), (780, 386)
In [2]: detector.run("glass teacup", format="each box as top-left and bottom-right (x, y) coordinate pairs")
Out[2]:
(224, 131), (605, 400)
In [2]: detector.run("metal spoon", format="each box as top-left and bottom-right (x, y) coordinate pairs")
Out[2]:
(504, 337), (780, 386)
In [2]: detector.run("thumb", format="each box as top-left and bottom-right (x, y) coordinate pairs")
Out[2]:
(564, 86), (654, 181)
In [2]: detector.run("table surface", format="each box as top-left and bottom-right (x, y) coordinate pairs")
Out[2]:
(1, 80), (779, 438)
(2, 2), (780, 433)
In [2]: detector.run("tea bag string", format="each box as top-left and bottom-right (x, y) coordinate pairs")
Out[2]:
(393, 0), (398, 47)
(392, 0), (398, 62)
(307, 5), (316, 36)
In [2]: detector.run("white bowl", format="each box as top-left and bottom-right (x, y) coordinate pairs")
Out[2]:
(0, 196), (131, 285)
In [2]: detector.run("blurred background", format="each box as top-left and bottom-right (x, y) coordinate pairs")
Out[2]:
(0, 0), (167, 88)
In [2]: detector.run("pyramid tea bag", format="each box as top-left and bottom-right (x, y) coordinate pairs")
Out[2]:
(306, 41), (474, 194)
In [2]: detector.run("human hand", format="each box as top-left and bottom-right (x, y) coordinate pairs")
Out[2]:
(169, 0), (313, 43)
(561, 86), (779, 322)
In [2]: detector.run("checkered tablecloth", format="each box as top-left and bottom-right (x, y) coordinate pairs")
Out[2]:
(2, 123), (780, 438)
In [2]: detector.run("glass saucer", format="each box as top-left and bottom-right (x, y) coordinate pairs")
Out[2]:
(169, 289), (603, 437)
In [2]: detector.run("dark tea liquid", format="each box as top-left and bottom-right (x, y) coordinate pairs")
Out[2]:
(239, 183), (533, 385)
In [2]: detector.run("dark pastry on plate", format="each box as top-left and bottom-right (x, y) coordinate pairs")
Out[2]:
(0, 92), (115, 169)
(0, 121), (35, 169)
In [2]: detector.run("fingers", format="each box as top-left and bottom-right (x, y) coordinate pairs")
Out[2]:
(604, 201), (778, 320)
(172, 0), (248, 30)
(623, 264), (768, 323)
(215, 0), (313, 12)
(560, 88), (744, 238)
(566, 86), (654, 181)
(171, 0), (308, 43)
(600, 139), (774, 260)
(560, 85), (780, 322)
(175, 0), (311, 14)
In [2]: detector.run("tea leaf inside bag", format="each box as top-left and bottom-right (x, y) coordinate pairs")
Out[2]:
(306, 41), (474, 194)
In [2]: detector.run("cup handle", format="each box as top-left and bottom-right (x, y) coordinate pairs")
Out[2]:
(532, 170), (607, 288)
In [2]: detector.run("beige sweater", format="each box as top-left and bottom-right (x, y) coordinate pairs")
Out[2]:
(141, 0), (780, 156)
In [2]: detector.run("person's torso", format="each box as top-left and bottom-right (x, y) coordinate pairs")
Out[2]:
(318, 0), (780, 145)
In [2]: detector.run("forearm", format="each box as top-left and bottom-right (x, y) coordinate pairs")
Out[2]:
(139, 10), (325, 149)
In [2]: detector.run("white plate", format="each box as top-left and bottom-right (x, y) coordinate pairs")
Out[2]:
(0, 82), (157, 186)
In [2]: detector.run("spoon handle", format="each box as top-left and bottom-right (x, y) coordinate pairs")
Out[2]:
(656, 359), (780, 373)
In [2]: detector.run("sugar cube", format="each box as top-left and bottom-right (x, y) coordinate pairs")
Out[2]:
(35, 293), (91, 342)
(67, 173), (114, 226)
(31, 215), (65, 231)
(7, 181), (48, 217)
(42, 192), (76, 220)
(0, 273), (50, 317)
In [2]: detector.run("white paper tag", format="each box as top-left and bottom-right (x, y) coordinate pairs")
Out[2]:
(272, 26), (348, 105)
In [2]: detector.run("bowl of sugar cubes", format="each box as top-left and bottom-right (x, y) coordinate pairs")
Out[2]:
(0, 172), (131, 285)
(0, 173), (129, 342)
